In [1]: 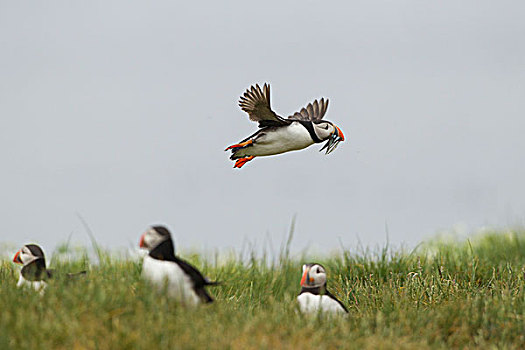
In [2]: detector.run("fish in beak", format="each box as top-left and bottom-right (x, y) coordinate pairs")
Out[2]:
(319, 125), (345, 155)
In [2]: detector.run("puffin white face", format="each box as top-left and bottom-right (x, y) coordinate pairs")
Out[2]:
(13, 244), (45, 265)
(139, 226), (171, 251)
(313, 121), (335, 140)
(314, 121), (345, 154)
(300, 263), (327, 288)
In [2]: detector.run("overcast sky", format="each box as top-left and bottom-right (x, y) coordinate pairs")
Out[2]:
(1, 1), (524, 255)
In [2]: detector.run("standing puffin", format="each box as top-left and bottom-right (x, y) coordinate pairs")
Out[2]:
(225, 83), (345, 168)
(12, 244), (85, 292)
(297, 263), (348, 314)
(139, 226), (218, 305)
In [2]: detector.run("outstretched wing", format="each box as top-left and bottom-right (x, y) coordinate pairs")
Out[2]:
(239, 83), (291, 128)
(288, 98), (329, 122)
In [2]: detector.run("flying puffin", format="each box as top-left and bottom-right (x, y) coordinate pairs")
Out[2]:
(12, 244), (86, 292)
(139, 225), (219, 305)
(225, 83), (345, 168)
(297, 263), (348, 314)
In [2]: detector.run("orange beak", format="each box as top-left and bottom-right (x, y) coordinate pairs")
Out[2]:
(300, 267), (310, 287)
(334, 125), (345, 141)
(139, 234), (146, 248)
(13, 251), (22, 264)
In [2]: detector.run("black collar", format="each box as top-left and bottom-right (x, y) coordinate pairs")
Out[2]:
(298, 121), (323, 143)
(148, 239), (177, 261)
(299, 285), (326, 295)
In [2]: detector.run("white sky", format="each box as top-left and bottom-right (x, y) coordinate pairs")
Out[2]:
(1, 1), (525, 254)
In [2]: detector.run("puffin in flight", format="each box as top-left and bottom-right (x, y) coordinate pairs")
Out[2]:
(225, 83), (345, 168)
(139, 226), (219, 305)
(12, 244), (85, 292)
(297, 263), (348, 314)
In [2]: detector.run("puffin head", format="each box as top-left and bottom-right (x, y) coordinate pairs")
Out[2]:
(300, 263), (327, 289)
(139, 225), (172, 252)
(13, 244), (46, 266)
(314, 121), (345, 154)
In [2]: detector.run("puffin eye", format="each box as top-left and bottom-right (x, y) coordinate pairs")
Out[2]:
(316, 267), (320, 273)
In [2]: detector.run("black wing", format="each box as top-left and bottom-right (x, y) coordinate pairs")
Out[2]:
(21, 259), (48, 281)
(239, 83), (291, 128)
(174, 256), (218, 303)
(288, 98), (329, 122)
(325, 289), (349, 313)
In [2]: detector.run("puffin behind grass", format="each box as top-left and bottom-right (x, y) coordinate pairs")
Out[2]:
(139, 226), (219, 305)
(13, 244), (86, 293)
(297, 263), (348, 315)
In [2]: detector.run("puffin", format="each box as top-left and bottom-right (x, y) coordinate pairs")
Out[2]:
(297, 263), (348, 314)
(12, 244), (85, 292)
(139, 225), (219, 305)
(225, 83), (345, 168)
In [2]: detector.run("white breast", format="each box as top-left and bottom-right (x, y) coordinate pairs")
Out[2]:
(249, 122), (315, 156)
(17, 274), (47, 294)
(142, 255), (201, 305)
(297, 292), (347, 315)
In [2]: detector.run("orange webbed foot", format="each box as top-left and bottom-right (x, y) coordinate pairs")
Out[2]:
(234, 156), (255, 168)
(225, 139), (253, 151)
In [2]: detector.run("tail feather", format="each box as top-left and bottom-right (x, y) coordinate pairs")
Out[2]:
(230, 150), (243, 160)
(196, 288), (214, 303)
(230, 147), (253, 160)
(229, 147), (244, 159)
(205, 279), (221, 286)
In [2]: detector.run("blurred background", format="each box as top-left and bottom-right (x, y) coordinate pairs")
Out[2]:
(1, 1), (524, 254)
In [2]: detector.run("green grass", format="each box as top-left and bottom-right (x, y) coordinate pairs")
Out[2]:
(2, 229), (525, 349)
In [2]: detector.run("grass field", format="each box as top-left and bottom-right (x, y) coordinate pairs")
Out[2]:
(2, 229), (525, 349)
